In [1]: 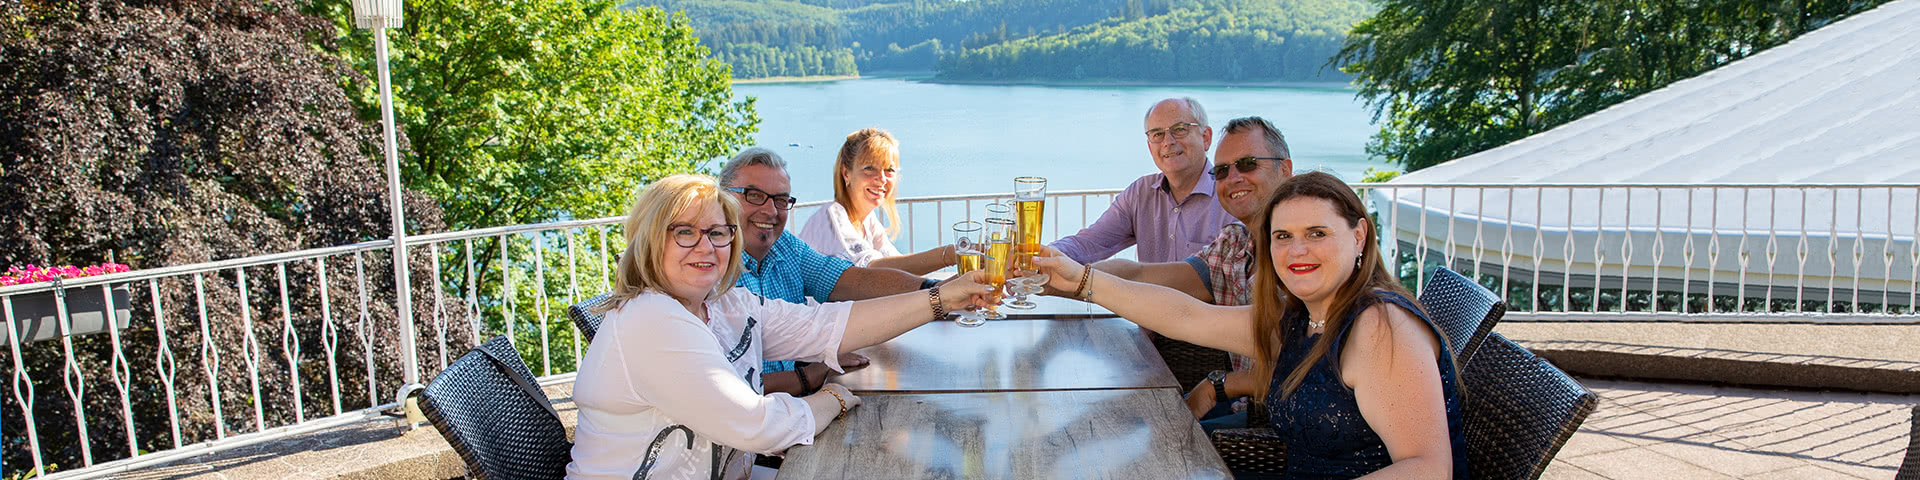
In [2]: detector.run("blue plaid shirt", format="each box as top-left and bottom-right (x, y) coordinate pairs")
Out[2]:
(740, 231), (853, 373)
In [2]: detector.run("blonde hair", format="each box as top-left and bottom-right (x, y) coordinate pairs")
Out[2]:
(599, 174), (745, 310)
(833, 127), (901, 240)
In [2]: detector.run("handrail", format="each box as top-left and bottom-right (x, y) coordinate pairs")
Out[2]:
(5, 182), (1916, 480)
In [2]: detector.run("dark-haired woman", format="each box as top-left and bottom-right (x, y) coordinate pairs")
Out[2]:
(1031, 171), (1467, 479)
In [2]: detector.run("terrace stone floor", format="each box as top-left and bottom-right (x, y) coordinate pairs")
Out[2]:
(115, 322), (1918, 479)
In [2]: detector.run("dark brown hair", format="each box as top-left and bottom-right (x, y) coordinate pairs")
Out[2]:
(1248, 171), (1444, 403)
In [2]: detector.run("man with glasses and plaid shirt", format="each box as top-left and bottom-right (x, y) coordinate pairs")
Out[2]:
(718, 147), (934, 398)
(1050, 97), (1239, 265)
(1088, 116), (1294, 432)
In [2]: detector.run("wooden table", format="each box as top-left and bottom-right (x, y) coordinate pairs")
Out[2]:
(992, 293), (1115, 319)
(778, 389), (1231, 479)
(832, 317), (1178, 393)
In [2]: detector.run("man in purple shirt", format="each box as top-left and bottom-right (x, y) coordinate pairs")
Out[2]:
(1050, 97), (1238, 264)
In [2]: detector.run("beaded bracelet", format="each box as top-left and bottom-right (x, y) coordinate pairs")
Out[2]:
(1073, 265), (1095, 301)
(793, 361), (815, 395)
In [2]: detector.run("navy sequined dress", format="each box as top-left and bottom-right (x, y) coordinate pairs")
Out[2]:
(1262, 290), (1469, 479)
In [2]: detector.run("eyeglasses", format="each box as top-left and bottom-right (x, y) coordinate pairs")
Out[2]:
(667, 224), (738, 248)
(1145, 122), (1203, 143)
(724, 186), (798, 210)
(1210, 156), (1288, 181)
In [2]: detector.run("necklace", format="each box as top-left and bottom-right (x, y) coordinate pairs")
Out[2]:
(1307, 318), (1325, 330)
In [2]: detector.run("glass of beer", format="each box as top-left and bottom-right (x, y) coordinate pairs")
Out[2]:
(984, 200), (1012, 223)
(981, 217), (1016, 321)
(1007, 177), (1049, 309)
(951, 221), (987, 327)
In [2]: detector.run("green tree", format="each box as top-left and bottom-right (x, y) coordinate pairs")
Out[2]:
(1335, 0), (1893, 172)
(311, 0), (759, 231)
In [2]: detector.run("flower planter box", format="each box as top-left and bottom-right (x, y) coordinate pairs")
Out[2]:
(4, 284), (133, 346)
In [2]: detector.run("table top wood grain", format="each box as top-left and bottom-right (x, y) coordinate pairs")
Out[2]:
(831, 317), (1179, 393)
(777, 389), (1231, 479)
(990, 293), (1115, 319)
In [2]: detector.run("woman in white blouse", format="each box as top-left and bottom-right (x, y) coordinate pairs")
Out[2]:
(567, 174), (995, 480)
(799, 128), (956, 274)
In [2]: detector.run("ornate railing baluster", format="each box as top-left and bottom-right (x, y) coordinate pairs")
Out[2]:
(6, 294), (47, 476)
(355, 253), (376, 408)
(278, 263), (303, 424)
(151, 279), (182, 447)
(194, 273), (225, 439)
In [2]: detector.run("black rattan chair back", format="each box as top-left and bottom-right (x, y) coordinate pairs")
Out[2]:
(569, 293), (615, 343)
(420, 335), (571, 480)
(1462, 333), (1598, 480)
(1151, 334), (1233, 392)
(1419, 267), (1505, 366)
(1897, 404), (1918, 480)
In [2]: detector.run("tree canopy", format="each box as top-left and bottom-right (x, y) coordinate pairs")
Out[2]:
(1336, 0), (1894, 172)
(312, 0), (759, 230)
(628, 0), (1189, 78)
(936, 0), (1368, 82)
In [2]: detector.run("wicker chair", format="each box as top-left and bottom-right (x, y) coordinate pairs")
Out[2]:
(1151, 333), (1232, 392)
(1210, 425), (1287, 479)
(1898, 404), (1918, 480)
(1208, 267), (1509, 476)
(568, 293), (614, 343)
(1418, 266), (1505, 366)
(1462, 333), (1599, 480)
(419, 335), (572, 480)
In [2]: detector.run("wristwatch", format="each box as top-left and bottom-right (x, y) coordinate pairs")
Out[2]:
(1207, 370), (1228, 401)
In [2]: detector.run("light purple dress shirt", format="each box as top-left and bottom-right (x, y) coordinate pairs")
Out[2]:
(1051, 171), (1238, 264)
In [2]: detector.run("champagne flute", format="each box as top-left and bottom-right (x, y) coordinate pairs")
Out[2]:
(951, 221), (987, 327)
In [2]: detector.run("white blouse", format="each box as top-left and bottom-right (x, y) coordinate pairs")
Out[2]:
(798, 202), (902, 267)
(565, 288), (852, 480)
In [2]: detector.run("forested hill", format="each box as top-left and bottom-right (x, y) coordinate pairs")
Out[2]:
(622, 0), (1365, 81)
(938, 0), (1369, 82)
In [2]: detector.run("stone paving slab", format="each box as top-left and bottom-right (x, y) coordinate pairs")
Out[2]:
(1541, 377), (1917, 480)
(119, 383), (576, 480)
(111, 344), (1920, 480)
(1501, 322), (1920, 393)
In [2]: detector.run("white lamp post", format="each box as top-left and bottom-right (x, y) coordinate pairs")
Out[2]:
(350, 0), (421, 401)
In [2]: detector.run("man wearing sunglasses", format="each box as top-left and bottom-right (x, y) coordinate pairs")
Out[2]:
(1050, 97), (1240, 265)
(1087, 116), (1293, 431)
(717, 147), (933, 398)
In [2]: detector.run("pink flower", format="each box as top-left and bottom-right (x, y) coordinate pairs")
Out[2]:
(0, 262), (133, 286)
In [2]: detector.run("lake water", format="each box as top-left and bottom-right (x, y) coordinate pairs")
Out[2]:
(730, 77), (1386, 205)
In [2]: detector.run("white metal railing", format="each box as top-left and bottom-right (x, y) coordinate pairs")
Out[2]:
(4, 183), (1915, 478)
(1369, 183), (1918, 324)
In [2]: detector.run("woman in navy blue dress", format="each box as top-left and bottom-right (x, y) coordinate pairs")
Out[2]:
(1032, 171), (1467, 479)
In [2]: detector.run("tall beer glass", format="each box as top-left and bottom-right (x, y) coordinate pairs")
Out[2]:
(951, 221), (987, 327)
(981, 217), (1016, 321)
(1007, 177), (1049, 309)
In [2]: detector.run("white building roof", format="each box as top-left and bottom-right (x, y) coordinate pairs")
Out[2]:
(1375, 0), (1919, 296)
(1393, 0), (1920, 185)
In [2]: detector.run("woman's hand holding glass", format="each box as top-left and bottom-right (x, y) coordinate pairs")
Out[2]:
(1024, 245), (1090, 295)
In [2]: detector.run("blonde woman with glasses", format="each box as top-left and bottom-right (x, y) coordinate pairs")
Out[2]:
(566, 174), (996, 480)
(800, 128), (957, 275)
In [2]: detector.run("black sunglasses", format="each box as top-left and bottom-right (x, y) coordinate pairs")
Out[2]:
(724, 186), (798, 210)
(1210, 157), (1287, 181)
